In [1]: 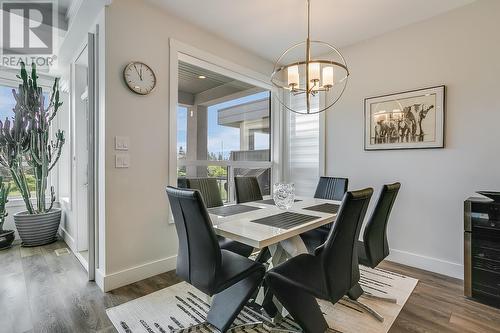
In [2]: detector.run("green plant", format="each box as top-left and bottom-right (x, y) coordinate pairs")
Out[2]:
(0, 176), (10, 231)
(0, 62), (64, 214)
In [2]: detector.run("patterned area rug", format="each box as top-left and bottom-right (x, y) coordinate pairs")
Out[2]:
(106, 266), (418, 333)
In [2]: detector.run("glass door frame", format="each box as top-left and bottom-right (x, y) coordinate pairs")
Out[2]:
(70, 31), (98, 281)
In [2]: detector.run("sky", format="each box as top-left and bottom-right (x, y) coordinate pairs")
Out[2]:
(0, 86), (16, 122)
(0, 85), (50, 123)
(178, 91), (270, 159)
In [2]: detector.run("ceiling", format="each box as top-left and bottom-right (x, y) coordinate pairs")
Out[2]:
(179, 61), (254, 95)
(148, 0), (474, 62)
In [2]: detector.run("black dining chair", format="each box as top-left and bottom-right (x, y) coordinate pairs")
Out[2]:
(186, 177), (254, 258)
(351, 182), (401, 311)
(234, 176), (263, 203)
(314, 176), (349, 201)
(186, 178), (224, 208)
(166, 187), (265, 333)
(265, 188), (373, 333)
(301, 176), (349, 252)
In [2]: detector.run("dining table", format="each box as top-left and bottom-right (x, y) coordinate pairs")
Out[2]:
(208, 196), (341, 318)
(209, 196), (340, 255)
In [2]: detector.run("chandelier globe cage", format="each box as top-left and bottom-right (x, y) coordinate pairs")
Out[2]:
(271, 0), (349, 115)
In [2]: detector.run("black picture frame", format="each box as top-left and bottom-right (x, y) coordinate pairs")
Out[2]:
(364, 85), (446, 151)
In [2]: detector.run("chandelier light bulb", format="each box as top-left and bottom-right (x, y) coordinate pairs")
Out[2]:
(308, 62), (320, 82)
(322, 66), (334, 88)
(287, 65), (299, 87)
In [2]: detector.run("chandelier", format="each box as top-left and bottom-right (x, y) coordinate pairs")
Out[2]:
(271, 0), (349, 114)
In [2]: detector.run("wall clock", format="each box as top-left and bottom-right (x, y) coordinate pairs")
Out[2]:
(123, 61), (156, 95)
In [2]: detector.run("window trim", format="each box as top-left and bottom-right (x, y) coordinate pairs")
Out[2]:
(169, 39), (279, 221)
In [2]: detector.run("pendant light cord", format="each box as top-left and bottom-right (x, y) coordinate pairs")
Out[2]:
(307, 0), (311, 41)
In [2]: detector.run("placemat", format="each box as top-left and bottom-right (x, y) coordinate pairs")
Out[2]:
(303, 203), (340, 214)
(250, 211), (318, 229)
(255, 199), (302, 205)
(208, 205), (261, 217)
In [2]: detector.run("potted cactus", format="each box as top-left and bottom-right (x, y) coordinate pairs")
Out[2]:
(0, 62), (65, 247)
(0, 177), (13, 250)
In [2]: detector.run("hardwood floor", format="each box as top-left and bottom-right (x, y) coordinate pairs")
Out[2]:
(1, 240), (499, 333)
(381, 261), (500, 333)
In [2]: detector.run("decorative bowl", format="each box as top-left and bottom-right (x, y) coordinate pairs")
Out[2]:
(273, 183), (295, 210)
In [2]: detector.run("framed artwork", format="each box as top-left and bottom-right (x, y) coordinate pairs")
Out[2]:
(364, 85), (445, 150)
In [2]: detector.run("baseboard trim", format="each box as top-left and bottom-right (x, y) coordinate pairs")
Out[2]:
(59, 226), (76, 251)
(387, 248), (463, 280)
(101, 255), (177, 292)
(95, 268), (105, 291)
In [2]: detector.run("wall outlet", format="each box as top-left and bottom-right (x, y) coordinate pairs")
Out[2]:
(115, 136), (130, 151)
(115, 154), (130, 168)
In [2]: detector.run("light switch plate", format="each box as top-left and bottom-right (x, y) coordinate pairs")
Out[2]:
(115, 136), (130, 151)
(115, 154), (130, 168)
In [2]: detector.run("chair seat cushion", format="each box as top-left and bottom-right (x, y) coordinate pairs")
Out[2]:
(267, 253), (328, 299)
(217, 236), (254, 258)
(215, 250), (265, 293)
(357, 240), (371, 267)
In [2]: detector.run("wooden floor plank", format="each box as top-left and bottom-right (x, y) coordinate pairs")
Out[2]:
(381, 261), (500, 333)
(0, 244), (22, 277)
(0, 272), (33, 333)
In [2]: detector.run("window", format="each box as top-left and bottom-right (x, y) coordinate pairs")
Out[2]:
(285, 94), (320, 196)
(207, 91), (270, 161)
(0, 83), (49, 198)
(177, 106), (188, 178)
(176, 61), (272, 202)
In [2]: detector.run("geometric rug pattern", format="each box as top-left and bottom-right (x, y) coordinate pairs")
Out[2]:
(106, 266), (418, 333)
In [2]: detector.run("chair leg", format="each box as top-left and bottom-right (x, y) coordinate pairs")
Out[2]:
(266, 272), (328, 333)
(343, 297), (384, 322)
(207, 268), (264, 333)
(347, 283), (363, 299)
(262, 284), (278, 318)
(345, 283), (384, 322)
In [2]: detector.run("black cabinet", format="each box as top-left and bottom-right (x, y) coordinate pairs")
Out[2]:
(464, 197), (500, 308)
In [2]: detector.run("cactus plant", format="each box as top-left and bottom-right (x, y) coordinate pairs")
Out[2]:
(0, 62), (64, 215)
(0, 176), (10, 231)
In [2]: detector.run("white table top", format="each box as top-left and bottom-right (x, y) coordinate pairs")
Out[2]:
(209, 197), (340, 249)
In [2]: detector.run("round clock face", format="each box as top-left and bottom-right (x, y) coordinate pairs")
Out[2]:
(123, 62), (156, 95)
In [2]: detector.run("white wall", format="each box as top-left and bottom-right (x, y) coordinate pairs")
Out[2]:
(326, 0), (500, 279)
(103, 0), (273, 290)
